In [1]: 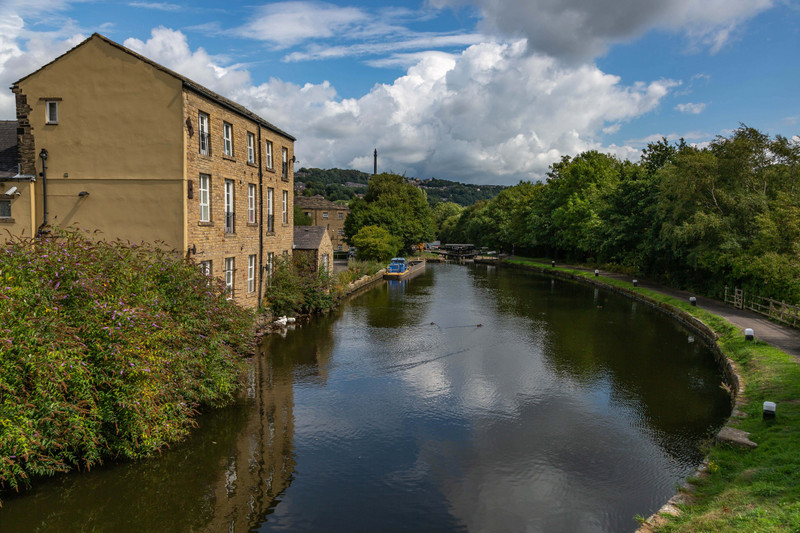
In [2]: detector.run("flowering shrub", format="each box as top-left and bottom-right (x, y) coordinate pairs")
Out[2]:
(0, 229), (254, 497)
(264, 255), (334, 316)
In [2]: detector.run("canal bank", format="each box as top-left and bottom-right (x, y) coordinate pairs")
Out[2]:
(491, 257), (800, 532)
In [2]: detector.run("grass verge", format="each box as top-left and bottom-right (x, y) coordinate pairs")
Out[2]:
(505, 258), (800, 532)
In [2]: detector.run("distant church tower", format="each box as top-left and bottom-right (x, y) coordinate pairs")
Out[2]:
(373, 148), (377, 175)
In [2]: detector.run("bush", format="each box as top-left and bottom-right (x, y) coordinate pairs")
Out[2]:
(351, 225), (402, 261)
(0, 229), (254, 496)
(264, 255), (335, 316)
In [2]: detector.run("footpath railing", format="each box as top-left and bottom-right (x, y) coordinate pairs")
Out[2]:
(724, 286), (800, 328)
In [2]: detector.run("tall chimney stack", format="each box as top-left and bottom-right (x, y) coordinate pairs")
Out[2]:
(373, 148), (377, 175)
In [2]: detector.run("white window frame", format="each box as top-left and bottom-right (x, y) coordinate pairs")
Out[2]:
(322, 211), (328, 219)
(223, 122), (233, 157)
(224, 179), (235, 233)
(266, 252), (274, 284)
(199, 174), (210, 222)
(46, 101), (58, 125)
(267, 187), (274, 232)
(247, 132), (255, 164)
(281, 147), (289, 180)
(338, 212), (344, 220)
(199, 260), (212, 277)
(248, 184), (256, 224)
(265, 141), (273, 169)
(282, 190), (288, 224)
(225, 257), (235, 300)
(198, 112), (209, 155)
(248, 255), (256, 293)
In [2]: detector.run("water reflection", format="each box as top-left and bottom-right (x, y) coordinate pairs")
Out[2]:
(0, 345), (298, 532)
(1, 263), (730, 533)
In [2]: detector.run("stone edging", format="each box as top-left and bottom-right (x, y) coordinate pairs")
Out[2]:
(491, 260), (747, 532)
(342, 268), (386, 297)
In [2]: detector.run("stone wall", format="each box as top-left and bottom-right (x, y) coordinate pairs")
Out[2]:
(184, 89), (295, 308)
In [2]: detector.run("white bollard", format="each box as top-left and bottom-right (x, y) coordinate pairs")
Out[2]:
(689, 296), (697, 306)
(632, 280), (638, 287)
(763, 401), (776, 420)
(594, 269), (599, 277)
(745, 328), (754, 341)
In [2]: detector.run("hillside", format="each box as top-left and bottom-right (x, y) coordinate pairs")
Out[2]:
(295, 167), (505, 206)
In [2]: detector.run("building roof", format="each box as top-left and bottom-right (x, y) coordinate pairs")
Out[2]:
(294, 226), (329, 250)
(13, 34), (295, 142)
(294, 194), (349, 211)
(0, 121), (18, 178)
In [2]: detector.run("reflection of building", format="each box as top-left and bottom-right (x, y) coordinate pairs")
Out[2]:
(200, 350), (296, 532)
(295, 194), (349, 251)
(7, 33), (295, 308)
(294, 225), (333, 274)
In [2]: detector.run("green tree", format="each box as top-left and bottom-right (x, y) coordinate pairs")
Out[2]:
(294, 209), (313, 226)
(351, 225), (402, 261)
(344, 173), (434, 252)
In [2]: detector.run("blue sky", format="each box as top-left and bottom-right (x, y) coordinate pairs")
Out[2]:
(1, 0), (798, 184)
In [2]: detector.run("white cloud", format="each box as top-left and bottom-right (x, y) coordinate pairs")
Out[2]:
(236, 1), (369, 48)
(675, 102), (706, 114)
(83, 30), (678, 184)
(432, 0), (774, 61)
(128, 2), (183, 12)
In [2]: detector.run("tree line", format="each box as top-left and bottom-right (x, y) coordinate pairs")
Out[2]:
(438, 126), (800, 303)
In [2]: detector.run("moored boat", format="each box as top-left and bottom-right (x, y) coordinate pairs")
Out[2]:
(383, 257), (426, 280)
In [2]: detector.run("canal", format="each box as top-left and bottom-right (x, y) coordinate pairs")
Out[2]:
(1, 263), (731, 532)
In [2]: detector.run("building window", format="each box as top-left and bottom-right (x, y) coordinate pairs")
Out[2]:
(266, 252), (274, 284)
(321, 254), (329, 273)
(224, 179), (235, 233)
(322, 212), (328, 219)
(337, 244), (343, 251)
(267, 187), (274, 232)
(223, 122), (233, 157)
(248, 183), (256, 224)
(199, 174), (210, 222)
(198, 112), (210, 155)
(281, 147), (289, 180)
(282, 190), (288, 224)
(337, 229), (343, 236)
(304, 211), (311, 218)
(225, 257), (235, 300)
(46, 101), (58, 124)
(248, 255), (256, 293)
(338, 212), (344, 220)
(199, 260), (212, 277)
(0, 199), (10, 218)
(265, 141), (273, 170)
(247, 132), (255, 164)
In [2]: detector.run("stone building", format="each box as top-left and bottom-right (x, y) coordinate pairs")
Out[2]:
(294, 194), (349, 252)
(8, 33), (295, 307)
(293, 226), (333, 274)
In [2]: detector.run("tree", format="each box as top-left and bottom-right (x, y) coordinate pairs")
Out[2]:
(351, 225), (402, 261)
(344, 173), (434, 252)
(294, 209), (312, 226)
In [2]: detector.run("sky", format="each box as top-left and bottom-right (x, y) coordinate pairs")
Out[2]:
(0, 0), (798, 185)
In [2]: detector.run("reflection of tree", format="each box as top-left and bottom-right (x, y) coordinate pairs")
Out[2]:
(354, 269), (435, 329)
(197, 347), (296, 532)
(0, 348), (297, 532)
(472, 264), (730, 458)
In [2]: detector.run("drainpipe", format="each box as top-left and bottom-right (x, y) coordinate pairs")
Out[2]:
(37, 148), (49, 237)
(256, 127), (264, 308)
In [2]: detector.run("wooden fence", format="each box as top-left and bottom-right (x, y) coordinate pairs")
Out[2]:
(724, 286), (800, 329)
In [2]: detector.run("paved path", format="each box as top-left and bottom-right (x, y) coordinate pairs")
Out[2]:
(512, 259), (800, 360)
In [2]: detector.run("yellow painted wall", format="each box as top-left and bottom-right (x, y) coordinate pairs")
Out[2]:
(0, 181), (35, 238)
(17, 36), (185, 247)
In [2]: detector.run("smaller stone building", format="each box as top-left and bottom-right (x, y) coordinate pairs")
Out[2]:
(295, 195), (349, 251)
(293, 226), (333, 274)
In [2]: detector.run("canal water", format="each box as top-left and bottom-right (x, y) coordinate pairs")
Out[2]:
(1, 263), (731, 532)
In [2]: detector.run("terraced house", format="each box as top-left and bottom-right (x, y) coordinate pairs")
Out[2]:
(8, 33), (295, 307)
